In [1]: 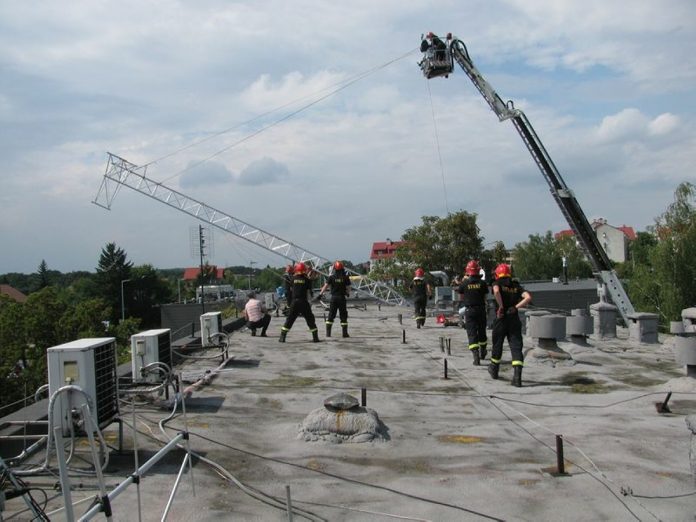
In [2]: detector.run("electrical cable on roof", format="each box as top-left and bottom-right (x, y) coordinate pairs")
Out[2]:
(152, 48), (419, 185)
(425, 80), (450, 215)
(408, 337), (648, 521)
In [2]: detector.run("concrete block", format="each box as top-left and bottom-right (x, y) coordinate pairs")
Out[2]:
(533, 315), (566, 340)
(671, 321), (686, 334)
(627, 312), (659, 344)
(674, 337), (696, 366)
(686, 415), (696, 486)
(567, 315), (593, 337)
(590, 301), (617, 339)
(526, 310), (550, 338)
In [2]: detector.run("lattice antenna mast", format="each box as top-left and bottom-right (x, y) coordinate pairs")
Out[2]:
(93, 153), (406, 306)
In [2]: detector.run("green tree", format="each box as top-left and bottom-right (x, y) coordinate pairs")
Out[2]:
(396, 211), (484, 278)
(628, 182), (696, 323)
(127, 264), (174, 327)
(512, 231), (592, 280)
(36, 259), (50, 290)
(95, 242), (133, 322)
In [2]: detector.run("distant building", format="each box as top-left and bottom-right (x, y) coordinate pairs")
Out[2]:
(555, 219), (636, 263)
(0, 285), (27, 303)
(182, 266), (225, 282)
(369, 240), (404, 270)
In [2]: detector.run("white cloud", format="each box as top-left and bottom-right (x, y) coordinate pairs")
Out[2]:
(0, 0), (694, 272)
(237, 157), (289, 185)
(648, 113), (680, 136)
(179, 161), (234, 188)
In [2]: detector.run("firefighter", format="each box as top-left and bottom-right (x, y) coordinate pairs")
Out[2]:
(410, 268), (432, 329)
(282, 264), (294, 311)
(488, 263), (532, 387)
(458, 260), (488, 366)
(318, 260), (352, 338)
(279, 262), (320, 343)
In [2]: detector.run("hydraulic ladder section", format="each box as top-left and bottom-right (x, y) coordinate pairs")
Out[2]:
(445, 37), (635, 323)
(93, 153), (406, 306)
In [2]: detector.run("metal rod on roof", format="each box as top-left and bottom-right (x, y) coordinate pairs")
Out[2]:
(285, 485), (294, 521)
(555, 435), (566, 475)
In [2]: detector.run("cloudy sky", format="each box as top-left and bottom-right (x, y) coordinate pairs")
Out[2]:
(1, 0), (694, 274)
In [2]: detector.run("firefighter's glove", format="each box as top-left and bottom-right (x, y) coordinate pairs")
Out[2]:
(507, 306), (518, 315)
(496, 306), (505, 319)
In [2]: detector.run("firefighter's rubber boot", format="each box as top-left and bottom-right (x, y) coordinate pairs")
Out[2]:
(325, 324), (332, 337)
(511, 366), (522, 387)
(479, 345), (487, 361)
(472, 348), (480, 366)
(416, 320), (421, 329)
(279, 330), (287, 343)
(312, 330), (321, 343)
(342, 325), (350, 338)
(487, 362), (499, 380)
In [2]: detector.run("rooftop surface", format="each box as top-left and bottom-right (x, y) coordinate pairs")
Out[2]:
(4, 303), (696, 521)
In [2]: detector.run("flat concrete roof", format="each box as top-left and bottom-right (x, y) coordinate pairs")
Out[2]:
(3, 304), (695, 521)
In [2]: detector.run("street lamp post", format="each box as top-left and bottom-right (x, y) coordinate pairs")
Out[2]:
(120, 279), (131, 322)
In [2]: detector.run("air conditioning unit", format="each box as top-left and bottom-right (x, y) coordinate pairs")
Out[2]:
(47, 338), (119, 436)
(131, 329), (172, 383)
(200, 311), (222, 347)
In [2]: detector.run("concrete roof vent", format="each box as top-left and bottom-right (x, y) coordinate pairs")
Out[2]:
(298, 393), (388, 443)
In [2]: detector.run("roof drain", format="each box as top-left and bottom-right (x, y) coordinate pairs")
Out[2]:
(298, 393), (388, 443)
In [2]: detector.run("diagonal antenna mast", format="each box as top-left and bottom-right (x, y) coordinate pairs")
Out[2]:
(93, 153), (406, 306)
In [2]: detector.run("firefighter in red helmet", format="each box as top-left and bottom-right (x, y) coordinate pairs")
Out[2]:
(282, 264), (295, 311)
(279, 262), (321, 343)
(410, 267), (432, 328)
(457, 260), (488, 365)
(319, 260), (352, 338)
(489, 263), (531, 386)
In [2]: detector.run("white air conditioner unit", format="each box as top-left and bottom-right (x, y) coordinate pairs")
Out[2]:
(131, 329), (172, 383)
(200, 311), (222, 347)
(47, 338), (119, 436)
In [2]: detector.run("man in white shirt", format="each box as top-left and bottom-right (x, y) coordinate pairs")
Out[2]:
(244, 291), (271, 337)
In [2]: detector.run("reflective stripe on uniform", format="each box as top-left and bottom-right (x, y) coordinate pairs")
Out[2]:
(511, 360), (524, 367)
(281, 327), (290, 332)
(325, 320), (333, 325)
(490, 357), (501, 364)
(468, 343), (479, 350)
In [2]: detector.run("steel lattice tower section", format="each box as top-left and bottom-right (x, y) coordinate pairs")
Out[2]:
(93, 153), (407, 306)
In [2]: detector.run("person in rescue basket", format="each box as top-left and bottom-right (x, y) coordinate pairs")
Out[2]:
(318, 261), (352, 338)
(458, 260), (488, 366)
(488, 263), (532, 387)
(279, 262), (320, 343)
(410, 268), (432, 329)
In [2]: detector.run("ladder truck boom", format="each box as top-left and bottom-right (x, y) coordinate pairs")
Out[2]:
(419, 33), (635, 323)
(93, 153), (407, 306)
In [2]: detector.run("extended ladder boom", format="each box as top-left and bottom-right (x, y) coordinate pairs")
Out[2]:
(93, 153), (406, 306)
(422, 35), (635, 322)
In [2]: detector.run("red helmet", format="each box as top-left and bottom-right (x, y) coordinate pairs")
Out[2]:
(465, 260), (480, 276)
(494, 263), (511, 279)
(294, 262), (306, 275)
(427, 31), (434, 38)
(414, 267), (425, 278)
(333, 260), (344, 271)
(285, 264), (294, 273)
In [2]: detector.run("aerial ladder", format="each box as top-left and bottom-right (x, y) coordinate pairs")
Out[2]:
(92, 153), (407, 306)
(419, 32), (635, 324)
